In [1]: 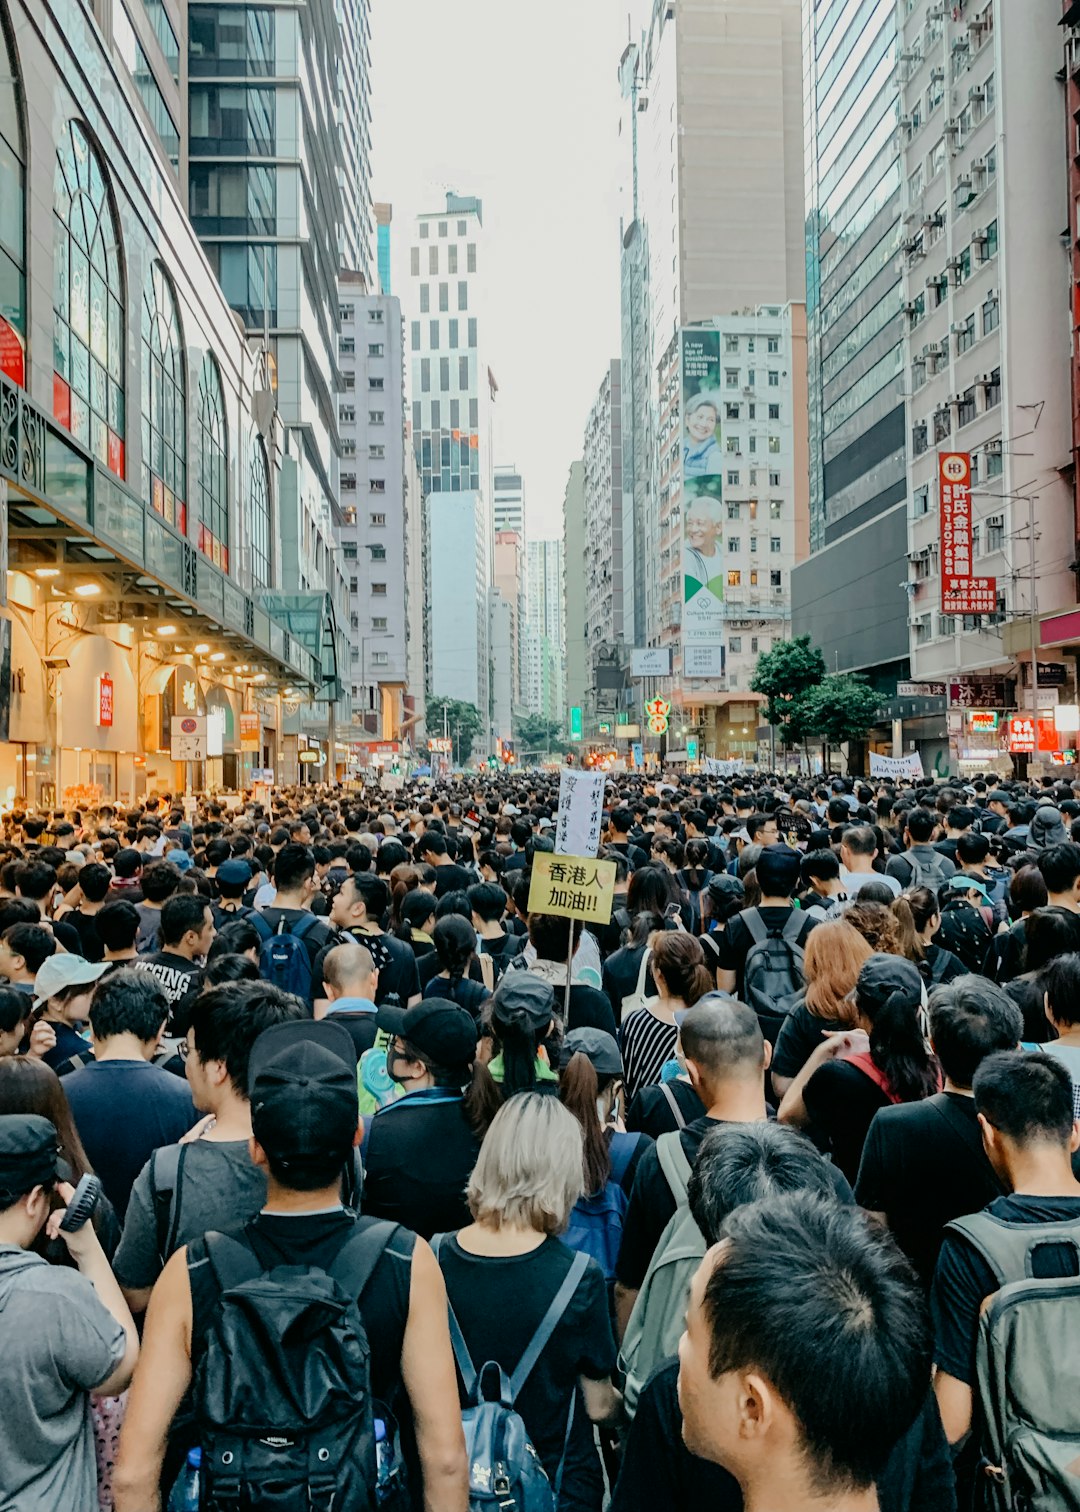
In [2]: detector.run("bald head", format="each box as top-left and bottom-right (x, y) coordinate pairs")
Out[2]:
(679, 996), (765, 1085)
(322, 942), (376, 1002)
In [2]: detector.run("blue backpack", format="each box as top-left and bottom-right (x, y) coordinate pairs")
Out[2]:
(258, 913), (319, 1000)
(431, 1239), (588, 1512)
(563, 1134), (639, 1283)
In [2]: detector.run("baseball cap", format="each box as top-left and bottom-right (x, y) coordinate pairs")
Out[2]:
(490, 972), (557, 1032)
(537, 817), (554, 830)
(248, 1020), (359, 1174)
(947, 873), (990, 901)
(375, 1000), (477, 1071)
(32, 954), (109, 1010)
(216, 858), (254, 887)
(562, 1028), (622, 1078)
(854, 954), (923, 1013)
(0, 1114), (70, 1193)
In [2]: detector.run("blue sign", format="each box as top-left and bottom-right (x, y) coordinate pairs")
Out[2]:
(631, 742), (643, 768)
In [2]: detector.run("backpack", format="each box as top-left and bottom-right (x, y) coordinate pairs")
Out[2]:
(193, 1222), (398, 1512)
(563, 1135), (639, 1284)
(741, 908), (806, 1045)
(258, 912), (319, 1000)
(618, 1132), (704, 1419)
(906, 849), (951, 893)
(431, 1238), (589, 1512)
(945, 1209), (1080, 1512)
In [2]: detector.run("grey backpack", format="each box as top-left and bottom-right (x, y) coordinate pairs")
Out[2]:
(945, 1209), (1080, 1512)
(618, 1133), (704, 1420)
(741, 908), (806, 1045)
(907, 849), (951, 893)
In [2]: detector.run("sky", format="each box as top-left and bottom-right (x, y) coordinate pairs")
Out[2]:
(371, 0), (625, 540)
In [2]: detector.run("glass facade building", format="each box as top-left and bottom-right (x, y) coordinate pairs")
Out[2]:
(795, 0), (910, 677)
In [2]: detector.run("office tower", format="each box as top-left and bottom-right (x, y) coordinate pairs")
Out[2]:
(583, 361), (624, 728)
(336, 272), (411, 743)
(493, 528), (525, 711)
(898, 0), (1073, 770)
(376, 203), (393, 296)
(493, 466), (526, 538)
(525, 534), (568, 726)
(791, 0), (907, 689)
(406, 193), (493, 725)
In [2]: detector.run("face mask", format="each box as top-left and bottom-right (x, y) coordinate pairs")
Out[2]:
(385, 1046), (412, 1086)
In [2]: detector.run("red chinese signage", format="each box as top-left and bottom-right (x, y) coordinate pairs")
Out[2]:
(940, 451), (997, 615)
(1007, 716), (1061, 755)
(96, 674), (114, 728)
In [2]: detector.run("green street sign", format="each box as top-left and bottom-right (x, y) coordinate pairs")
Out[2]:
(570, 707), (583, 741)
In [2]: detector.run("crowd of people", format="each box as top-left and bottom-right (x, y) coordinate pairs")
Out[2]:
(0, 769), (1078, 1511)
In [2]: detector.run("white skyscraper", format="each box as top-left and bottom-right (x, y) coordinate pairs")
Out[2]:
(493, 466), (525, 539)
(524, 538), (565, 724)
(406, 193), (494, 729)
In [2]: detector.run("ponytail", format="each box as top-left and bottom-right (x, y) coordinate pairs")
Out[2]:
(558, 1051), (610, 1196)
(651, 931), (713, 1005)
(890, 896), (925, 964)
(868, 987), (940, 1103)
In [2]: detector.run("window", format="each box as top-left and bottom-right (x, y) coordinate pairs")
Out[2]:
(369, 444), (384, 460)
(467, 243), (477, 272)
(749, 535), (758, 552)
(748, 435), (757, 454)
(912, 484), (930, 518)
(912, 422), (928, 457)
(368, 342), (383, 358)
(340, 474), (356, 491)
(768, 403), (780, 420)
(982, 291), (999, 335)
(419, 285), (429, 313)
(429, 320), (439, 350)
(769, 499), (782, 519)
(986, 514), (1005, 553)
(768, 436), (780, 454)
(369, 543), (386, 560)
(726, 435), (740, 453)
(767, 337), (779, 354)
(984, 367), (1001, 408)
(372, 615), (388, 630)
(727, 537), (741, 554)
(343, 542), (357, 560)
(725, 403), (740, 420)
(729, 636), (742, 653)
(368, 376), (383, 391)
(933, 407), (951, 443)
(188, 6), (273, 76)
(249, 437), (271, 587)
(767, 370), (779, 388)
(985, 445), (1003, 478)
(141, 262), (186, 531)
(339, 404), (355, 424)
(349, 576), (358, 593)
(468, 318), (477, 347)
(188, 84), (273, 156)
(53, 120), (126, 475)
(438, 221), (447, 237)
(458, 356), (468, 387)
(428, 246), (438, 274)
(724, 335), (738, 353)
(458, 281), (468, 310)
(747, 370), (756, 387)
(419, 223), (429, 238)
(438, 283), (448, 312)
(771, 570), (782, 587)
(727, 570), (742, 587)
(770, 536), (781, 553)
(727, 501), (740, 519)
(956, 312), (976, 354)
(769, 471), (781, 487)
(410, 247), (420, 276)
(371, 582), (387, 596)
(410, 320), (420, 350)
(725, 368), (739, 388)
(197, 357), (228, 566)
(369, 410), (383, 424)
(751, 637), (760, 653)
(448, 319), (459, 348)
(370, 512), (385, 526)
(448, 245), (458, 274)
(370, 478), (385, 493)
(420, 358), (430, 393)
(726, 472), (740, 489)
(984, 219), (998, 259)
(928, 137), (946, 179)
(439, 356), (450, 390)
(957, 386), (977, 427)
(749, 570), (759, 586)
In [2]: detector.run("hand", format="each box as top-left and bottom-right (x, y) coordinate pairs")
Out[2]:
(816, 1027), (871, 1061)
(179, 1114), (216, 1144)
(46, 1181), (102, 1262)
(27, 1020), (56, 1060)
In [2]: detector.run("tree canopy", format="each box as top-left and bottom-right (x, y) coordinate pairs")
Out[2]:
(426, 696), (483, 763)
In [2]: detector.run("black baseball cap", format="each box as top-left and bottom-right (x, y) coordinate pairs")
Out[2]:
(248, 1021), (359, 1173)
(0, 1114), (70, 1194)
(854, 954), (923, 1013)
(216, 858), (253, 887)
(375, 1000), (477, 1072)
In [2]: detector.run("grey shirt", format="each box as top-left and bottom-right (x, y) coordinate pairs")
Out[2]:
(113, 1138), (267, 1291)
(0, 1246), (126, 1512)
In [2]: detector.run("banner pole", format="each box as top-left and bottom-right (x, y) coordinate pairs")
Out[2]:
(564, 921), (574, 1022)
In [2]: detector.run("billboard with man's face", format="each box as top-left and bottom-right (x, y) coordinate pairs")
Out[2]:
(680, 330), (726, 678)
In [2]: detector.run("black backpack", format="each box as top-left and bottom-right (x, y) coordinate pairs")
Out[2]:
(192, 1222), (398, 1512)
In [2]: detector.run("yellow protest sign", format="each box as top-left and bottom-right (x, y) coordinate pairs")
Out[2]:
(528, 853), (617, 925)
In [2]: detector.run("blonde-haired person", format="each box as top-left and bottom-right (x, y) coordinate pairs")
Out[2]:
(432, 1093), (621, 1511)
(770, 918), (873, 1100)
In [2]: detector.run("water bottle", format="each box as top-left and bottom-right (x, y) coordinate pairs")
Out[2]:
(374, 1418), (394, 1502)
(168, 1447), (201, 1512)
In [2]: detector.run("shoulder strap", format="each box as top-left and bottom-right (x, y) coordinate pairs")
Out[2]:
(430, 1233), (479, 1399)
(633, 946), (652, 997)
(742, 907), (767, 945)
(288, 912), (319, 942)
(151, 1142), (188, 1262)
(249, 910), (273, 941)
(844, 1051), (901, 1104)
(509, 1249), (589, 1400)
(608, 1132), (641, 1187)
(326, 1219), (400, 1297)
(927, 1095), (1005, 1190)
(780, 910), (803, 946)
(656, 1130), (692, 1202)
(659, 1079), (687, 1130)
(947, 1209), (1080, 1287)
(204, 1230), (265, 1292)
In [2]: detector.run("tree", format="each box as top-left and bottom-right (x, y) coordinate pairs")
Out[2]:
(802, 675), (882, 770)
(513, 713), (563, 752)
(750, 636), (826, 749)
(426, 696), (483, 764)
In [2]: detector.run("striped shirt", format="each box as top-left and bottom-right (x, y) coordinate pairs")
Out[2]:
(618, 1007), (680, 1101)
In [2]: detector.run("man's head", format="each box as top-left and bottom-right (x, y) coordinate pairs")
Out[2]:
(160, 893), (215, 958)
(140, 860), (182, 906)
(974, 1050), (1080, 1182)
(754, 844), (800, 901)
(1037, 842), (1080, 904)
(95, 899), (141, 956)
(88, 967), (169, 1052)
(321, 942), (377, 1005)
(687, 1121), (843, 1247)
(468, 881), (507, 928)
(15, 861), (57, 905)
(678, 996), (768, 1102)
(903, 806), (936, 845)
(945, 805), (976, 836)
(839, 826), (878, 870)
(678, 1195), (931, 1500)
(684, 496), (723, 555)
(928, 978), (1022, 1089)
(746, 813), (779, 848)
(0, 923), (54, 984)
(419, 830), (448, 863)
(0, 986), (30, 1058)
(76, 862), (113, 905)
(956, 831), (990, 868)
(799, 848), (840, 897)
(0, 1113), (66, 1244)
(248, 1020), (359, 1191)
(330, 872), (389, 931)
(272, 843), (317, 902)
(184, 981), (308, 1110)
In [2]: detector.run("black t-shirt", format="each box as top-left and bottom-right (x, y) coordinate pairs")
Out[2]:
(932, 1194), (1080, 1385)
(602, 945), (658, 1020)
(63, 1058), (198, 1220)
(422, 973), (491, 1019)
(711, 905), (817, 994)
(476, 930), (527, 980)
(920, 942), (968, 989)
(66, 907), (104, 962)
(311, 928), (420, 1007)
(625, 1079), (705, 1138)
(187, 1210), (416, 1407)
(430, 863), (474, 898)
(362, 1089), (481, 1239)
(562, 983), (617, 1038)
(135, 952), (203, 1025)
(418, 952), (484, 992)
(802, 1059), (894, 1186)
(615, 1114), (851, 1288)
(854, 1092), (1005, 1287)
(436, 1234), (616, 1511)
(771, 1002), (844, 1081)
(611, 1361), (957, 1512)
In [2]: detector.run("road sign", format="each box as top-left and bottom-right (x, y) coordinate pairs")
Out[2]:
(570, 707), (583, 741)
(171, 716), (207, 762)
(528, 853), (617, 925)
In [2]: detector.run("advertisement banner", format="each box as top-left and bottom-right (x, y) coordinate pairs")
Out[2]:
(869, 752), (925, 780)
(684, 644), (725, 680)
(681, 330), (726, 663)
(939, 451), (997, 615)
(631, 647), (673, 678)
(680, 330), (723, 478)
(949, 679), (1009, 708)
(240, 711), (260, 749)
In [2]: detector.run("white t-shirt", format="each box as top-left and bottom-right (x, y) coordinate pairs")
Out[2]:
(839, 868), (902, 899)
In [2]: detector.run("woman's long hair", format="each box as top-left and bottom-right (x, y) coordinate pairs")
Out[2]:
(803, 920), (872, 1026)
(432, 914), (477, 985)
(857, 960), (940, 1103)
(558, 1051), (609, 1195)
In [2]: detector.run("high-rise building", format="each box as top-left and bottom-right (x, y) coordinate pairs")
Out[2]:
(898, 0), (1073, 770)
(376, 203), (393, 296)
(336, 272), (411, 746)
(525, 535), (567, 727)
(559, 467), (586, 730)
(493, 529), (525, 713)
(791, 0), (908, 691)
(188, 0), (369, 744)
(494, 467), (526, 537)
(406, 193), (494, 727)
(583, 362), (624, 729)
